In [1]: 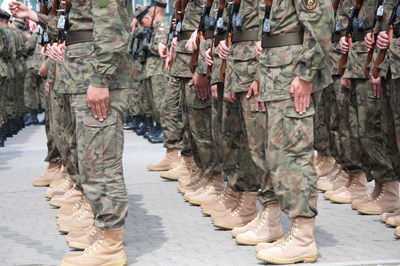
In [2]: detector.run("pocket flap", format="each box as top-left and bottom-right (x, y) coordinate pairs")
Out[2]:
(283, 105), (315, 118)
(83, 114), (117, 128)
(263, 46), (295, 67)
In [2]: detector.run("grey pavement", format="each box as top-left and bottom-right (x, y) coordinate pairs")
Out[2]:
(0, 125), (399, 266)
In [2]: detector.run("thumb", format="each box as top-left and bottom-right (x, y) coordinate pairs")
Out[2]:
(247, 88), (252, 99)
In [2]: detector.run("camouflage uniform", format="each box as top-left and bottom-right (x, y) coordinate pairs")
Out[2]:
(223, 0), (264, 192)
(24, 35), (42, 111)
(170, 0), (219, 177)
(258, 0), (334, 218)
(38, 0), (134, 229)
(342, 0), (397, 183)
(0, 25), (9, 131)
(3, 27), (17, 124)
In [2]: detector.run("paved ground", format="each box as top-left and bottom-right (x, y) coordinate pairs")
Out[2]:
(0, 124), (399, 266)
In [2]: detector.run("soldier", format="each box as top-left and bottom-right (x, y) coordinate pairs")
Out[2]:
(11, 0), (134, 264)
(365, 0), (400, 237)
(255, 0), (334, 263)
(328, 0), (400, 216)
(0, 9), (10, 147)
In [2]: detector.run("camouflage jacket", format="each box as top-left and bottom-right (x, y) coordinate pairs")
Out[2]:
(0, 26), (9, 78)
(258, 0), (334, 102)
(40, 0), (134, 93)
(225, 0), (261, 93)
(25, 34), (39, 70)
(170, 0), (203, 78)
(129, 26), (147, 81)
(374, 1), (400, 79)
(145, 17), (168, 77)
(343, 0), (379, 79)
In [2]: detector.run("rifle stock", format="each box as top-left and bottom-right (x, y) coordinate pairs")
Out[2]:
(168, 0), (188, 70)
(372, 25), (392, 78)
(364, 28), (375, 78)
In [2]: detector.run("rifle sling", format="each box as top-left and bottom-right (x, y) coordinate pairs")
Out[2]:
(332, 31), (346, 42)
(66, 30), (93, 46)
(178, 30), (194, 41)
(262, 31), (304, 48)
(231, 30), (259, 43)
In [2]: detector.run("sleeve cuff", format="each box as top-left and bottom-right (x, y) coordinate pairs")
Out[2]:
(90, 74), (113, 88)
(293, 63), (318, 83)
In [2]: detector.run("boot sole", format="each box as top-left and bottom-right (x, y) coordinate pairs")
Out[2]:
(160, 175), (179, 181)
(236, 233), (284, 246)
(61, 258), (126, 266)
(328, 197), (351, 204)
(256, 252), (318, 264)
(45, 193), (53, 199)
(386, 219), (400, 227)
(146, 165), (172, 171)
(59, 225), (86, 234)
(32, 182), (50, 187)
(177, 185), (195, 194)
(357, 206), (400, 215)
(68, 241), (89, 250)
(213, 221), (247, 230)
(395, 229), (400, 238)
(188, 198), (203, 206)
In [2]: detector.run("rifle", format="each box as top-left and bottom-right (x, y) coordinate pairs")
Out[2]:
(219, 0), (241, 83)
(338, 0), (363, 76)
(363, 0), (384, 78)
(161, 11), (176, 70)
(167, 0), (188, 70)
(189, 0), (214, 73)
(140, 3), (157, 61)
(332, 0), (341, 15)
(372, 0), (400, 78)
(205, 0), (226, 83)
(39, 0), (48, 15)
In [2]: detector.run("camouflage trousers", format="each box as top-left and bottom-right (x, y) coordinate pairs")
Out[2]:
(380, 78), (400, 179)
(62, 89), (129, 229)
(161, 76), (184, 150)
(4, 78), (17, 119)
(24, 70), (43, 110)
(16, 72), (26, 116)
(128, 80), (144, 116)
(180, 77), (220, 177)
(221, 92), (262, 192)
(145, 75), (168, 123)
(0, 77), (6, 127)
(314, 76), (340, 159)
(43, 83), (62, 164)
(349, 78), (396, 183)
(211, 83), (224, 176)
(261, 93), (321, 218)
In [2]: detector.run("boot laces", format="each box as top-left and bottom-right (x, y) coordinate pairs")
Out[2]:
(255, 207), (269, 230)
(219, 189), (232, 204)
(232, 194), (245, 216)
(373, 184), (385, 203)
(83, 230), (104, 256)
(63, 186), (76, 198)
(282, 219), (298, 247)
(56, 178), (70, 189)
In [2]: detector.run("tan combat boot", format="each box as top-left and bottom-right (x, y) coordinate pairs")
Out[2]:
(313, 154), (335, 177)
(66, 225), (93, 243)
(381, 210), (400, 223)
(256, 217), (318, 264)
(60, 228), (126, 266)
(213, 191), (258, 230)
(50, 185), (83, 208)
(49, 165), (69, 188)
(182, 175), (209, 200)
(188, 175), (225, 206)
(178, 170), (206, 194)
(357, 181), (400, 215)
(317, 164), (349, 192)
(202, 188), (241, 218)
(327, 171), (371, 204)
(68, 226), (100, 250)
(32, 162), (62, 187)
(395, 226), (400, 238)
(56, 195), (85, 218)
(231, 209), (262, 238)
(178, 163), (201, 187)
(160, 155), (192, 181)
(146, 148), (179, 171)
(45, 175), (74, 199)
(386, 214), (400, 227)
(58, 199), (94, 233)
(235, 203), (283, 245)
(351, 182), (382, 210)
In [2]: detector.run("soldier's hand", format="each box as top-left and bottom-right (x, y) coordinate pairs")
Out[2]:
(54, 43), (65, 64)
(247, 80), (265, 112)
(39, 64), (48, 77)
(87, 85), (109, 122)
(205, 48), (213, 66)
(340, 36), (349, 54)
(340, 77), (351, 89)
(364, 32), (374, 51)
(254, 41), (262, 60)
(211, 84), (218, 100)
(158, 43), (168, 61)
(185, 30), (198, 52)
(290, 77), (312, 115)
(192, 73), (209, 101)
(370, 76), (381, 99)
(377, 31), (389, 50)
(218, 40), (229, 59)
(130, 17), (138, 31)
(9, 1), (38, 22)
(224, 92), (236, 103)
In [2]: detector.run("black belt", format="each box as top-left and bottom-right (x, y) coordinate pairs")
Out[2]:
(177, 31), (193, 42)
(66, 30), (94, 46)
(214, 33), (225, 46)
(231, 30), (259, 43)
(261, 31), (304, 48)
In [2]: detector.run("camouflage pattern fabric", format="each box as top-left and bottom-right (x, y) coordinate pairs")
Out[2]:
(24, 70), (43, 110)
(211, 83), (224, 177)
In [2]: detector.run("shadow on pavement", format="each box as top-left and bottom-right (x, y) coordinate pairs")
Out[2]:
(125, 194), (166, 265)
